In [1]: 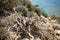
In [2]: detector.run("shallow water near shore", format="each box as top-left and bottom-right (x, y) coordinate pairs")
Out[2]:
(29, 0), (60, 17)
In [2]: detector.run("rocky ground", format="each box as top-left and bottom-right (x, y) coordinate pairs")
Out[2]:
(0, 5), (60, 40)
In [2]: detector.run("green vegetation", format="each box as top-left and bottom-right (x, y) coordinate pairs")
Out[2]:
(51, 15), (60, 22)
(0, 0), (48, 17)
(0, 0), (22, 11)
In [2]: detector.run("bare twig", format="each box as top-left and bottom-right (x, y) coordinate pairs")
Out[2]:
(12, 23), (17, 27)
(15, 17), (34, 40)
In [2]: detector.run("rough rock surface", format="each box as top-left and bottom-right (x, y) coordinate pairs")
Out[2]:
(0, 5), (60, 40)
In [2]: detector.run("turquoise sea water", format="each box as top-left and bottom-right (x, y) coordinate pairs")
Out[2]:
(29, 0), (60, 17)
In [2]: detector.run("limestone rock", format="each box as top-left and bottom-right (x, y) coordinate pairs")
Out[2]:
(22, 38), (29, 40)
(35, 37), (41, 40)
(53, 24), (60, 30)
(55, 30), (60, 35)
